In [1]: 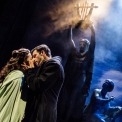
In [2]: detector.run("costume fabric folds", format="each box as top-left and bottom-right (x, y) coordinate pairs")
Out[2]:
(0, 70), (26, 122)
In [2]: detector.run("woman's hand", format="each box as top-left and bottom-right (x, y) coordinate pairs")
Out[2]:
(21, 59), (35, 70)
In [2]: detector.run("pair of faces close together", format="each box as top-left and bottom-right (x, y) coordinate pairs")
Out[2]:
(18, 49), (41, 70)
(0, 40), (90, 80)
(23, 50), (42, 69)
(8, 44), (51, 73)
(20, 45), (51, 70)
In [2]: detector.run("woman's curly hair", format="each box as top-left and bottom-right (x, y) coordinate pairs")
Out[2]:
(0, 48), (30, 83)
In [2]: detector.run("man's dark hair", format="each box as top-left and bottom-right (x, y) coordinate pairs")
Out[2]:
(31, 44), (51, 57)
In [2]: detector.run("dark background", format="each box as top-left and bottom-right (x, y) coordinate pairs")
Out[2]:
(0, 0), (122, 121)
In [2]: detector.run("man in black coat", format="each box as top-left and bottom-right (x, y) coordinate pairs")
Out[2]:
(22, 44), (64, 122)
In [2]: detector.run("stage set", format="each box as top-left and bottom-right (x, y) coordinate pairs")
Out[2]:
(0, 0), (122, 122)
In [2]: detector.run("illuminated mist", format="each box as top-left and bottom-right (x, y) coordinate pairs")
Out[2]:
(42, 0), (114, 36)
(91, 0), (122, 109)
(25, 0), (122, 90)
(26, 0), (122, 86)
(45, 0), (122, 106)
(24, 0), (122, 120)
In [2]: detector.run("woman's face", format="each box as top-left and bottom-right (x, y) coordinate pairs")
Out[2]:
(25, 53), (33, 66)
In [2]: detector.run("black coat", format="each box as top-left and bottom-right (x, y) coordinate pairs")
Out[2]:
(23, 56), (64, 122)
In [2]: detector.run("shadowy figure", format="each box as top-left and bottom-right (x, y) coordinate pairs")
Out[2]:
(0, 48), (32, 122)
(57, 19), (96, 122)
(84, 79), (122, 122)
(22, 44), (64, 122)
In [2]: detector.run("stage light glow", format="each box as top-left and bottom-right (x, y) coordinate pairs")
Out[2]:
(44, 0), (114, 36)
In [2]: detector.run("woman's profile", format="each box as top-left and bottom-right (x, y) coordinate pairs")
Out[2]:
(0, 48), (32, 122)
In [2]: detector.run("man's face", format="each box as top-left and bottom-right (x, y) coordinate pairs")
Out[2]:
(79, 41), (89, 54)
(32, 50), (44, 66)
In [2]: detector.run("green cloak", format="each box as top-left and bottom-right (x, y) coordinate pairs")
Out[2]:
(0, 70), (26, 122)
